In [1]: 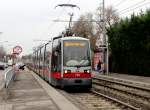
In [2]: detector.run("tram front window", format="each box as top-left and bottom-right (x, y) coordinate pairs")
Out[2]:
(63, 40), (91, 67)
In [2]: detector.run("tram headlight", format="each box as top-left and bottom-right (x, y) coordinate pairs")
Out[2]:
(84, 69), (91, 73)
(64, 70), (71, 74)
(64, 70), (68, 74)
(87, 70), (90, 73)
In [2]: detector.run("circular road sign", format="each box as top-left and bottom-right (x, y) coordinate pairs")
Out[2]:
(13, 45), (22, 55)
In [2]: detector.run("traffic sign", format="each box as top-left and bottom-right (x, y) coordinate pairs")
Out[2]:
(13, 45), (22, 55)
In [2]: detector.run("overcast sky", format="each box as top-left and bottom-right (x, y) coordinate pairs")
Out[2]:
(0, 0), (149, 55)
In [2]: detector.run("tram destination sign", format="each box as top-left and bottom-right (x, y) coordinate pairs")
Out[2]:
(13, 45), (22, 55)
(64, 42), (86, 47)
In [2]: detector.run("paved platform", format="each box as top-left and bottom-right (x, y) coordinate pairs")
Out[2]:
(93, 71), (150, 85)
(0, 68), (80, 110)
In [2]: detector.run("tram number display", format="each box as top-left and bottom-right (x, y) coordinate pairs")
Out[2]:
(64, 42), (86, 47)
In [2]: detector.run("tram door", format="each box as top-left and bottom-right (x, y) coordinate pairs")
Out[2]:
(51, 39), (61, 86)
(36, 51), (39, 74)
(40, 46), (45, 77)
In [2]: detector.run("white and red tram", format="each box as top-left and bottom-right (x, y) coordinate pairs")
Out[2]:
(29, 36), (92, 88)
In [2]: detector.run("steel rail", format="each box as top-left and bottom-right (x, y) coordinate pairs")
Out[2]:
(91, 89), (140, 110)
(93, 81), (150, 100)
(92, 77), (150, 92)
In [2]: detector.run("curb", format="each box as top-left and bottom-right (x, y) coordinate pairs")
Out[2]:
(31, 71), (80, 110)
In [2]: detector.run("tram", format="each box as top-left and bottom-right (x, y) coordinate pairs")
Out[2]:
(29, 36), (92, 89)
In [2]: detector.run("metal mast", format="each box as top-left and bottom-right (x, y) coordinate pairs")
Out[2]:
(101, 0), (109, 74)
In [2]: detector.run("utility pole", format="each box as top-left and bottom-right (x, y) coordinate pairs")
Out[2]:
(101, 0), (109, 74)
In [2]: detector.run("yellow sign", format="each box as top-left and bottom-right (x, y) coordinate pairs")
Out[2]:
(64, 42), (85, 47)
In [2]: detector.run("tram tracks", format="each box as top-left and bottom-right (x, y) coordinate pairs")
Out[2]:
(92, 77), (150, 110)
(91, 89), (139, 110)
(58, 88), (141, 110)
(58, 89), (122, 110)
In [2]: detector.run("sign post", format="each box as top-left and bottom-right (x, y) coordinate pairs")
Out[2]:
(13, 45), (22, 55)
(12, 46), (22, 65)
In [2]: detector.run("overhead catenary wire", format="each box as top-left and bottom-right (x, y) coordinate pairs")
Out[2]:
(47, 0), (72, 33)
(114, 0), (127, 7)
(54, 0), (73, 20)
(120, 1), (150, 15)
(118, 0), (146, 13)
(54, 2), (80, 33)
(53, 19), (103, 22)
(46, 2), (63, 33)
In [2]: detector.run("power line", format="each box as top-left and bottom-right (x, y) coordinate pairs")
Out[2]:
(53, 19), (103, 22)
(47, 0), (72, 32)
(120, 1), (150, 15)
(114, 0), (127, 7)
(54, 0), (72, 20)
(119, 0), (146, 13)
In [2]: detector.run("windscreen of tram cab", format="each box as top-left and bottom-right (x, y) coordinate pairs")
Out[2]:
(63, 40), (91, 67)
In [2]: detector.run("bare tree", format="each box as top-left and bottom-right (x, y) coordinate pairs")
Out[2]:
(95, 6), (119, 48)
(72, 6), (119, 49)
(72, 13), (94, 38)
(72, 13), (97, 49)
(96, 6), (119, 33)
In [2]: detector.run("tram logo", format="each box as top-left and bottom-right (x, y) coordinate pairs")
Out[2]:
(75, 73), (80, 77)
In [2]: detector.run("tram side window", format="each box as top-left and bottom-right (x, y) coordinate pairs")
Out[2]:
(33, 53), (35, 68)
(45, 42), (52, 67)
(36, 51), (38, 70)
(38, 50), (41, 70)
(43, 46), (46, 69)
(40, 47), (44, 69)
(52, 39), (61, 72)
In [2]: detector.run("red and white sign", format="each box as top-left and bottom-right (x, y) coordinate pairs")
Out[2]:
(13, 45), (22, 55)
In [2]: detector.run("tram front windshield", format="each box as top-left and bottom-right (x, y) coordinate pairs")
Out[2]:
(63, 40), (91, 67)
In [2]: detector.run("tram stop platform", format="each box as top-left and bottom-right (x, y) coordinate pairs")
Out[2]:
(93, 71), (150, 85)
(0, 68), (80, 110)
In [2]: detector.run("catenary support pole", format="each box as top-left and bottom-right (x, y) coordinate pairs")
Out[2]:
(102, 0), (109, 74)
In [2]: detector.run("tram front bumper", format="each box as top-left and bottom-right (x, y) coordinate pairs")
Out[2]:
(61, 78), (92, 88)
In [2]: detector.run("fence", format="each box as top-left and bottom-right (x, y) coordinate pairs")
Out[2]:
(4, 67), (15, 98)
